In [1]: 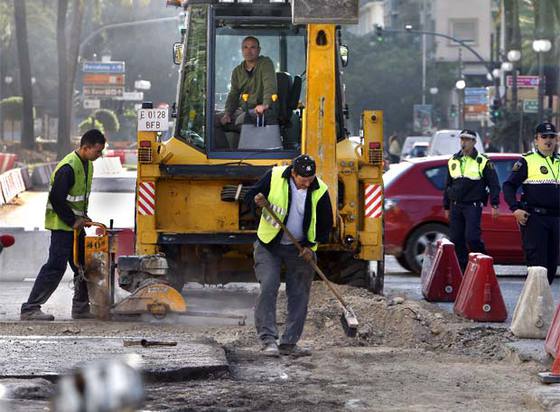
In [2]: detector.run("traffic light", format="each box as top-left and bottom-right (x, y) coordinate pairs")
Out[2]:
(374, 24), (383, 42)
(449, 104), (457, 118)
(489, 98), (502, 123)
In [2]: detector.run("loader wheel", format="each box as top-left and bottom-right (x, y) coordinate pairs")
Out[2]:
(161, 245), (186, 292)
(318, 252), (370, 288)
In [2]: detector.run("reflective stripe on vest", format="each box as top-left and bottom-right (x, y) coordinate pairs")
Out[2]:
(523, 152), (560, 185)
(256, 166), (328, 251)
(448, 155), (487, 181)
(45, 152), (93, 231)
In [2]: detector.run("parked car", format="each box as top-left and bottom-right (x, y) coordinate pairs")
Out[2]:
(426, 129), (484, 157)
(384, 154), (524, 273)
(400, 136), (431, 161)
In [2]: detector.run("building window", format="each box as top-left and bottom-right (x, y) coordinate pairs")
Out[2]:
(449, 19), (478, 45)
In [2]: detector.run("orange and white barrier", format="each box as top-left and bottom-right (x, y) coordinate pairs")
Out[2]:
(0, 153), (17, 174)
(0, 168), (26, 204)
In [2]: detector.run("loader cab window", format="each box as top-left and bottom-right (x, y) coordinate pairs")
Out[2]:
(176, 6), (208, 150)
(210, 24), (306, 158)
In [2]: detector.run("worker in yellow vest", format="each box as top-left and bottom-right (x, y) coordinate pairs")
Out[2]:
(21, 130), (106, 321)
(443, 129), (500, 272)
(246, 155), (333, 357)
(503, 122), (559, 284)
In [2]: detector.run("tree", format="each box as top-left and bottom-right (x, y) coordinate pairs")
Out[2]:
(13, 0), (35, 149)
(56, 0), (85, 158)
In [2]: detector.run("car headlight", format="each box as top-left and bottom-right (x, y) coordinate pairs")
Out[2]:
(384, 198), (399, 211)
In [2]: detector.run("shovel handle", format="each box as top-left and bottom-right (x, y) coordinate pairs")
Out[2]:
(260, 197), (350, 309)
(72, 222), (107, 268)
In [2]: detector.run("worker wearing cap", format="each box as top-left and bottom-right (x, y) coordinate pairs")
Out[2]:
(503, 122), (559, 284)
(246, 155), (333, 357)
(20, 129), (106, 321)
(443, 129), (501, 272)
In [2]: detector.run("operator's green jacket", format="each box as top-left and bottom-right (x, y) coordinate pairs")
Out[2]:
(45, 151), (93, 231)
(443, 149), (500, 209)
(246, 165), (333, 251)
(224, 56), (277, 115)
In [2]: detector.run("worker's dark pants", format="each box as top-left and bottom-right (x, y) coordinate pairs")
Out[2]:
(21, 230), (89, 314)
(253, 241), (314, 346)
(449, 202), (486, 272)
(521, 214), (560, 284)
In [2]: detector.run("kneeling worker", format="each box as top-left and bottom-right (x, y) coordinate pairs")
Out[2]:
(20, 129), (106, 321)
(246, 155), (333, 357)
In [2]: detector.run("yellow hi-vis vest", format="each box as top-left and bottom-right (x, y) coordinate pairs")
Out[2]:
(448, 154), (488, 180)
(257, 166), (328, 251)
(523, 152), (560, 185)
(45, 152), (93, 231)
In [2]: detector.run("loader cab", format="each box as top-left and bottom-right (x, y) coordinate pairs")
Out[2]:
(174, 1), (307, 159)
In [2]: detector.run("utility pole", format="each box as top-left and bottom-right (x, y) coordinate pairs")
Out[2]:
(420, 0), (427, 105)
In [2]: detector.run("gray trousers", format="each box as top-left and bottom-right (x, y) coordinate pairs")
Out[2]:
(253, 241), (314, 345)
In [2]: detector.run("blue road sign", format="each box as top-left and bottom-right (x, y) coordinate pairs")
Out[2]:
(83, 61), (125, 74)
(464, 87), (488, 105)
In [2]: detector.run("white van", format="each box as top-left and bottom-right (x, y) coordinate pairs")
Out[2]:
(426, 129), (485, 157)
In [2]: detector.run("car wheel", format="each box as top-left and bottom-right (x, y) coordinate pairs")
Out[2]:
(404, 223), (449, 274)
(395, 254), (412, 272)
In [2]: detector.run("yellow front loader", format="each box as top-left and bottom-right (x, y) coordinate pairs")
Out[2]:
(121, 0), (385, 310)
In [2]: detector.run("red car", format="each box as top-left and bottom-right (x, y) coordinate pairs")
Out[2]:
(384, 154), (524, 273)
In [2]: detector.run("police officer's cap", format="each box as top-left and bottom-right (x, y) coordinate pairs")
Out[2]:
(459, 129), (477, 140)
(292, 154), (316, 177)
(535, 122), (557, 136)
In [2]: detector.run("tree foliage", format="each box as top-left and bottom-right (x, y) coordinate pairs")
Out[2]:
(78, 117), (104, 135)
(93, 108), (119, 133)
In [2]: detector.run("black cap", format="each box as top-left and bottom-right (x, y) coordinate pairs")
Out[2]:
(292, 154), (316, 177)
(459, 129), (477, 140)
(535, 122), (557, 136)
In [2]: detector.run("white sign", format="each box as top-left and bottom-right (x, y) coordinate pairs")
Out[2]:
(134, 80), (151, 90)
(137, 109), (169, 131)
(83, 99), (101, 109)
(117, 91), (144, 101)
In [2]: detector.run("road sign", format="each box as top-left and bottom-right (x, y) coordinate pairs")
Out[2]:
(83, 99), (101, 109)
(523, 99), (539, 113)
(506, 75), (540, 89)
(82, 61), (125, 74)
(137, 108), (169, 131)
(116, 91), (144, 101)
(465, 104), (488, 114)
(134, 80), (151, 90)
(464, 88), (488, 105)
(83, 86), (124, 98)
(82, 73), (125, 86)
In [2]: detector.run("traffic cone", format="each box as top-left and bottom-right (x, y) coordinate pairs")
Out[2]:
(545, 304), (560, 357)
(511, 266), (554, 338)
(422, 239), (462, 302)
(539, 356), (560, 384)
(454, 253), (507, 322)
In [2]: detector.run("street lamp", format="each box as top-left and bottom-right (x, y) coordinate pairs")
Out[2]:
(507, 49), (521, 113)
(532, 39), (552, 122)
(455, 79), (466, 128)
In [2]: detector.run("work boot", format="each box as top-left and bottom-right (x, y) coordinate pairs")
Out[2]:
(279, 344), (312, 357)
(261, 341), (280, 357)
(71, 310), (96, 320)
(20, 310), (55, 321)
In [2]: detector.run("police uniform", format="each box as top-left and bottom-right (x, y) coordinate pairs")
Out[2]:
(21, 151), (93, 320)
(246, 155), (333, 354)
(443, 130), (501, 271)
(503, 123), (559, 284)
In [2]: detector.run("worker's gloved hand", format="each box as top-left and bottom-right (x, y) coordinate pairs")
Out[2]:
(254, 104), (269, 115)
(72, 217), (86, 230)
(513, 209), (529, 226)
(299, 247), (315, 264)
(254, 193), (267, 208)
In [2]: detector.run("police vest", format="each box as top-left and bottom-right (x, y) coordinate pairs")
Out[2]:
(523, 152), (560, 185)
(257, 166), (328, 251)
(45, 152), (93, 231)
(448, 154), (488, 180)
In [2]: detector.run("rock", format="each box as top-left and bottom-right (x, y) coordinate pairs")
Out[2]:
(392, 297), (405, 305)
(0, 378), (55, 400)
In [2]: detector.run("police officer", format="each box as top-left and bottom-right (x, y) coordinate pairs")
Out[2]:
(503, 122), (559, 284)
(443, 129), (500, 272)
(246, 155), (333, 357)
(20, 129), (106, 321)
